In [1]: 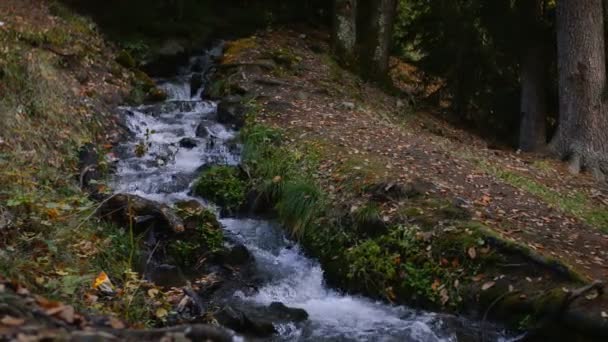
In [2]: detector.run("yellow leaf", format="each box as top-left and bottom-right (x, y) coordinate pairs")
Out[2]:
(148, 288), (159, 298)
(155, 308), (168, 319)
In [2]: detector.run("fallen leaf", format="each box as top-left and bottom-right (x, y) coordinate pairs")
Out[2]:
(1, 316), (25, 326)
(155, 308), (168, 319)
(109, 317), (125, 329)
(93, 271), (114, 295)
(481, 281), (495, 291)
(586, 291), (599, 300)
(468, 247), (477, 259)
(148, 288), (159, 298)
(440, 288), (449, 305)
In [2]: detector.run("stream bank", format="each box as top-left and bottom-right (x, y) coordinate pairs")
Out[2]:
(106, 41), (513, 341)
(194, 31), (608, 341)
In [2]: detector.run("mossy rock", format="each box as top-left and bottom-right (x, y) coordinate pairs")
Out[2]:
(133, 70), (156, 92)
(267, 48), (302, 70)
(167, 201), (224, 269)
(146, 87), (168, 102)
(193, 166), (248, 213)
(116, 50), (136, 69)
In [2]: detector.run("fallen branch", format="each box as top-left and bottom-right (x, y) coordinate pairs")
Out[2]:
(100, 194), (185, 233)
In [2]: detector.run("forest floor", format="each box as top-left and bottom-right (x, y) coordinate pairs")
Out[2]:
(221, 28), (608, 304)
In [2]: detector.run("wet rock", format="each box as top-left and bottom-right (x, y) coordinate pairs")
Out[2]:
(215, 306), (276, 338)
(217, 96), (247, 129)
(215, 244), (252, 266)
(139, 101), (199, 116)
(195, 122), (211, 138)
(190, 73), (204, 97)
(179, 137), (198, 149)
(268, 302), (308, 322)
(191, 56), (210, 73)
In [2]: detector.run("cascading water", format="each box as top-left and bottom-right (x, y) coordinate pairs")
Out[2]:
(112, 45), (514, 342)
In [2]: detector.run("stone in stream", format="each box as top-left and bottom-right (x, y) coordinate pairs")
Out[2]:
(179, 137), (198, 149)
(217, 96), (247, 129)
(195, 122), (211, 138)
(267, 302), (309, 322)
(215, 306), (276, 338)
(215, 244), (252, 266)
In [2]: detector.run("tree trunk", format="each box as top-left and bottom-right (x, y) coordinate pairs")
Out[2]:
(332, 0), (358, 64)
(356, 0), (398, 81)
(519, 0), (547, 152)
(552, 0), (608, 177)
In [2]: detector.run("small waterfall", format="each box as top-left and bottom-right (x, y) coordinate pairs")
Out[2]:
(111, 45), (512, 342)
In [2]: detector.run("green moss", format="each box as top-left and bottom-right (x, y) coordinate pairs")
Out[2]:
(167, 203), (224, 269)
(193, 166), (247, 213)
(116, 50), (136, 69)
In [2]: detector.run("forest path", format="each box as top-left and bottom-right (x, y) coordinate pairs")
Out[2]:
(229, 29), (608, 283)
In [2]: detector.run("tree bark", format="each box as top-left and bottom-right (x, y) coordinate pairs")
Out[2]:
(519, 0), (547, 152)
(552, 0), (608, 176)
(356, 0), (398, 81)
(332, 0), (358, 64)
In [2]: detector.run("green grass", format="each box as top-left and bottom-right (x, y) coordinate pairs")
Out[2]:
(276, 180), (325, 237)
(241, 123), (324, 237)
(476, 160), (608, 232)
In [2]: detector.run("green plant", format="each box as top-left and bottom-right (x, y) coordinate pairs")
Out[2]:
(167, 206), (224, 269)
(276, 180), (325, 237)
(193, 166), (247, 212)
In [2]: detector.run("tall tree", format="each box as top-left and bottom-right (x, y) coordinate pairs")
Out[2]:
(333, 0), (358, 64)
(518, 0), (547, 152)
(357, 0), (398, 80)
(552, 0), (608, 177)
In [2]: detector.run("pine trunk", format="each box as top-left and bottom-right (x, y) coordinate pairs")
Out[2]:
(552, 0), (608, 176)
(332, 0), (358, 64)
(519, 0), (547, 152)
(357, 0), (398, 81)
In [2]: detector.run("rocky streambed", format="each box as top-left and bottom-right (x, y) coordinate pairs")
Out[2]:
(106, 43), (514, 341)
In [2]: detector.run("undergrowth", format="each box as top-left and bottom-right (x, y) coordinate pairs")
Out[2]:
(0, 4), (167, 325)
(241, 123), (324, 237)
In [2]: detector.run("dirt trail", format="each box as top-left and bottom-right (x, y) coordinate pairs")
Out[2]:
(228, 29), (608, 283)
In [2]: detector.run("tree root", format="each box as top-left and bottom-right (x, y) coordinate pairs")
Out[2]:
(561, 280), (605, 310)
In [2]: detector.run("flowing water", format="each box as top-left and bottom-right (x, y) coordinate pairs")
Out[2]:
(112, 46), (514, 342)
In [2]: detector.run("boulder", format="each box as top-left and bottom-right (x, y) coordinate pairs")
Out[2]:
(217, 96), (247, 129)
(179, 137), (198, 149)
(215, 244), (252, 266)
(268, 302), (308, 322)
(195, 123), (210, 138)
(215, 306), (276, 338)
